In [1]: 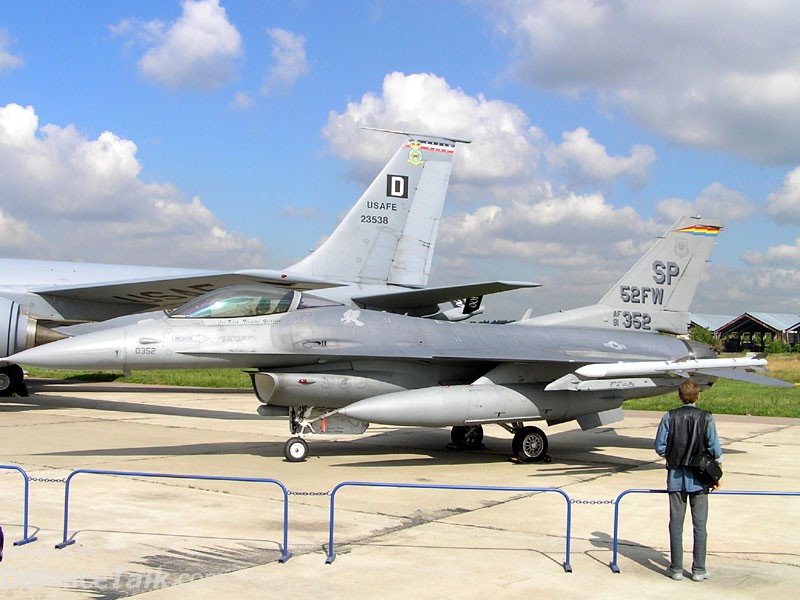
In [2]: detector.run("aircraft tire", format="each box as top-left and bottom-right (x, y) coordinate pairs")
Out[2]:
(450, 425), (484, 449)
(512, 426), (548, 463)
(284, 437), (309, 462)
(0, 365), (26, 397)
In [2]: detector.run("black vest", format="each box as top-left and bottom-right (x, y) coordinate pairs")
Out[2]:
(665, 405), (710, 468)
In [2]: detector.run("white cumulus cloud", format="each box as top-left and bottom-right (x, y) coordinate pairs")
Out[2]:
(0, 28), (23, 74)
(546, 127), (655, 190)
(231, 90), (255, 110)
(0, 208), (51, 257)
(112, 0), (243, 91)
(0, 103), (265, 267)
(766, 167), (800, 225)
(742, 242), (800, 267)
(323, 71), (542, 189)
(657, 183), (754, 223)
(261, 28), (309, 96)
(497, 0), (800, 164)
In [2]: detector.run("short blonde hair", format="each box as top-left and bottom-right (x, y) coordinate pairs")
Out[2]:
(678, 379), (700, 404)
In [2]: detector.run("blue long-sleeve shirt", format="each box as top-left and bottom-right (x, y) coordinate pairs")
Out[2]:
(655, 403), (723, 492)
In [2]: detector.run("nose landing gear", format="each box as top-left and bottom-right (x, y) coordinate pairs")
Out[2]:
(284, 437), (309, 462)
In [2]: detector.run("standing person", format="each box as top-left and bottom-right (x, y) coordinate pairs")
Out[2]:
(655, 379), (723, 582)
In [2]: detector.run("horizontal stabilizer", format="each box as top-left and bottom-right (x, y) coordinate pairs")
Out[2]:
(352, 281), (540, 311)
(360, 126), (472, 145)
(694, 368), (796, 388)
(577, 407), (624, 430)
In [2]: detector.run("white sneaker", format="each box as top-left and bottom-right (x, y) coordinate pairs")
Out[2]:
(666, 568), (683, 581)
(691, 571), (711, 582)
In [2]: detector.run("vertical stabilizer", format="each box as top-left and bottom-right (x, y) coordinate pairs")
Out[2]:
(288, 130), (468, 287)
(518, 216), (723, 335)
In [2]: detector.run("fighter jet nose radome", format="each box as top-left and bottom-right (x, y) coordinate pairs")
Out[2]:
(10, 327), (128, 371)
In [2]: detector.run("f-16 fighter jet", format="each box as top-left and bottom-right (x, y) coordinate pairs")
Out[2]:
(11, 216), (791, 461)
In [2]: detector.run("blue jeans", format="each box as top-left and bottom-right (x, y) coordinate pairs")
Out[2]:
(668, 490), (709, 574)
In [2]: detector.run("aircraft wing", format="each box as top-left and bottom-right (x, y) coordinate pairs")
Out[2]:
(544, 356), (795, 391)
(351, 281), (540, 311)
(31, 269), (344, 321)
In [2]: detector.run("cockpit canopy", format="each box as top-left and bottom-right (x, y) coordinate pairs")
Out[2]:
(168, 285), (339, 319)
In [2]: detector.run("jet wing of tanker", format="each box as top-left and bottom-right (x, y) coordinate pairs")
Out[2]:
(12, 216), (794, 463)
(36, 274), (539, 320)
(10, 264), (342, 322)
(4, 129), (520, 394)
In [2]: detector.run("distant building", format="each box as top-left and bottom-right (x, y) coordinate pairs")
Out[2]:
(691, 312), (800, 352)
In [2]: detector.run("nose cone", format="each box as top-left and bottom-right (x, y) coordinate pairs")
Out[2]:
(9, 326), (128, 371)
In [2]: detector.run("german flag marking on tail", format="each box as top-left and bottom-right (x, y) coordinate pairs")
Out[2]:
(674, 225), (721, 236)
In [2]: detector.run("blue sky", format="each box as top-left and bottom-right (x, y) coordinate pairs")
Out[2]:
(1, 0), (799, 319)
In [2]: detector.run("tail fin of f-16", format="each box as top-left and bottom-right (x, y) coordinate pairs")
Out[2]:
(519, 216), (724, 335)
(287, 129), (470, 288)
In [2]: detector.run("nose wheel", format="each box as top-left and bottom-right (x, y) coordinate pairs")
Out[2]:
(284, 437), (309, 462)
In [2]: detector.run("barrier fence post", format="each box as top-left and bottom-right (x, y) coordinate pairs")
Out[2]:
(610, 488), (800, 573)
(55, 469), (291, 562)
(610, 488), (666, 573)
(327, 481), (572, 572)
(0, 464), (37, 545)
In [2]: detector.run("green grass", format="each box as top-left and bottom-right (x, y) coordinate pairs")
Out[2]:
(24, 367), (253, 389)
(625, 378), (800, 418)
(618, 353), (800, 418)
(24, 354), (800, 417)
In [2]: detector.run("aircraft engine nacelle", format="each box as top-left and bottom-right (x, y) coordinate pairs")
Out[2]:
(250, 371), (408, 409)
(336, 383), (623, 427)
(0, 298), (65, 358)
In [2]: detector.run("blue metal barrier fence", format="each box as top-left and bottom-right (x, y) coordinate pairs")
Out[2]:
(55, 468), (291, 562)
(611, 488), (800, 573)
(0, 464), (37, 545)
(327, 481), (573, 572)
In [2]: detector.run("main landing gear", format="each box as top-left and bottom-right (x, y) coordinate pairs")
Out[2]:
(494, 422), (550, 463)
(450, 425), (485, 449)
(452, 423), (550, 463)
(0, 364), (27, 397)
(511, 425), (549, 463)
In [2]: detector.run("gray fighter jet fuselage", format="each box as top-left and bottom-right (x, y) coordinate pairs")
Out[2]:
(11, 216), (793, 462)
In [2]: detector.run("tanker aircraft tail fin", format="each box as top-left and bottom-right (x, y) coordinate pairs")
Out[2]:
(287, 129), (470, 288)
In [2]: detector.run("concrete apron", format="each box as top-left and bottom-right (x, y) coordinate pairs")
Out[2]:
(0, 382), (798, 599)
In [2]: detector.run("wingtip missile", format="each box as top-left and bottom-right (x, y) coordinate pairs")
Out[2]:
(574, 356), (770, 379)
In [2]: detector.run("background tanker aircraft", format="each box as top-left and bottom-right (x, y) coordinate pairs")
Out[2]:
(0, 129), (533, 395)
(11, 216), (793, 462)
